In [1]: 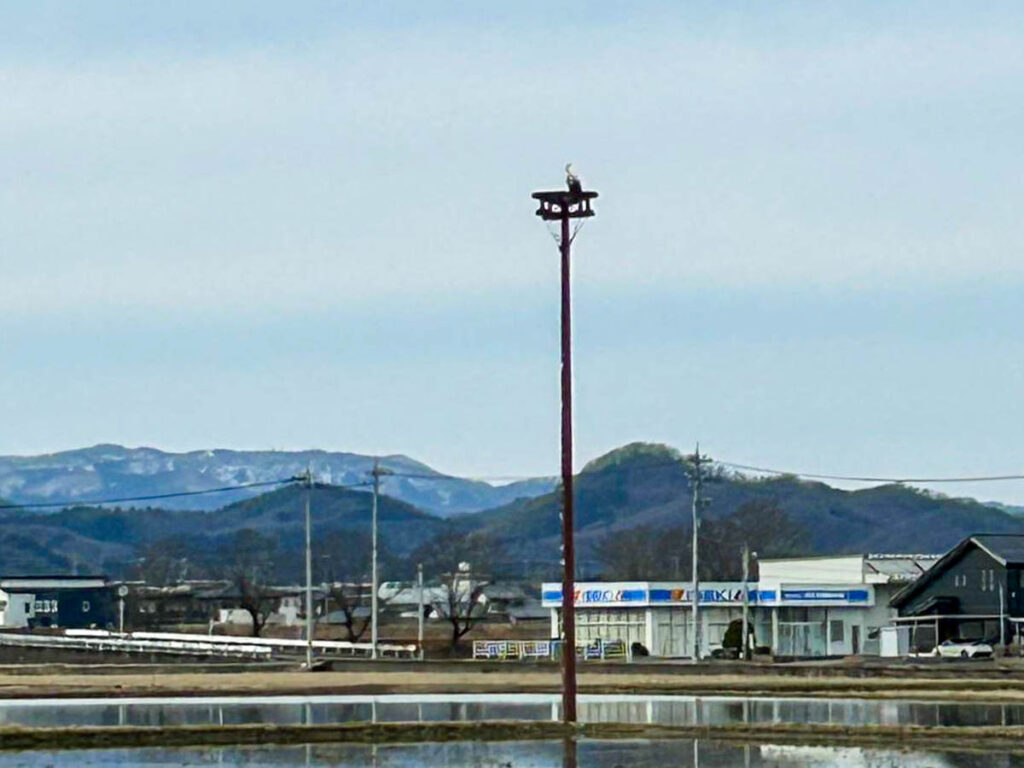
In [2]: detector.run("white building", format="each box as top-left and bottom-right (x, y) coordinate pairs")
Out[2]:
(758, 554), (938, 656)
(542, 554), (938, 658)
(542, 581), (764, 657)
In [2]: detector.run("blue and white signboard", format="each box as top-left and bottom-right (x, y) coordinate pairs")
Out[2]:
(777, 585), (873, 606)
(541, 582), (648, 607)
(542, 581), (874, 608)
(542, 582), (756, 608)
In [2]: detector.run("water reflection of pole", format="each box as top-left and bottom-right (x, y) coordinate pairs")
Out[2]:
(562, 736), (577, 768)
(693, 737), (699, 768)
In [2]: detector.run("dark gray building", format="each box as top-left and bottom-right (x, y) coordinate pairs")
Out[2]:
(890, 534), (1024, 650)
(0, 576), (115, 629)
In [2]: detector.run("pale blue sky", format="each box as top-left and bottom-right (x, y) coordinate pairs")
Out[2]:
(3, 2), (1024, 502)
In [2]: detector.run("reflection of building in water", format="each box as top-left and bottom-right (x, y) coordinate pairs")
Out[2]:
(542, 554), (938, 658)
(759, 745), (987, 767)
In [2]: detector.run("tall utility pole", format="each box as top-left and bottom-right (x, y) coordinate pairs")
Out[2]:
(688, 444), (711, 661)
(532, 166), (597, 725)
(303, 467), (314, 670)
(741, 543), (750, 661)
(417, 562), (425, 661)
(370, 459), (393, 660)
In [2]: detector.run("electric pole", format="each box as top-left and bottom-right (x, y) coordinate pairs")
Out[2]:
(688, 444), (711, 661)
(532, 166), (597, 725)
(303, 466), (314, 670)
(370, 459), (393, 660)
(741, 542), (750, 661)
(417, 562), (425, 661)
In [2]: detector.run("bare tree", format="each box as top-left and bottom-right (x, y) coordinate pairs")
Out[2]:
(435, 565), (488, 653)
(224, 528), (278, 637)
(131, 535), (206, 586)
(594, 525), (689, 580)
(412, 529), (497, 653)
(314, 530), (393, 642)
(235, 573), (276, 638)
(327, 582), (373, 642)
(592, 500), (807, 580)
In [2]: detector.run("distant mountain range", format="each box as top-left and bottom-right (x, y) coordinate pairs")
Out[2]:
(984, 501), (1024, 517)
(0, 483), (445, 578)
(0, 444), (555, 517)
(0, 442), (1022, 580)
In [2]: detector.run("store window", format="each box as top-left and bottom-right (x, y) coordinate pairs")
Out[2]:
(830, 620), (845, 644)
(573, 608), (645, 648)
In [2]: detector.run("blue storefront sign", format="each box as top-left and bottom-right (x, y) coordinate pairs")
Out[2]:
(541, 582), (758, 607)
(781, 588), (870, 603)
(542, 582), (872, 608)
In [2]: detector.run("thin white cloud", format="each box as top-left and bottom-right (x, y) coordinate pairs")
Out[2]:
(1, 12), (1023, 319)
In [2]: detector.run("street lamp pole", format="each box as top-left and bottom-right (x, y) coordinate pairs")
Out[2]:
(532, 167), (597, 725)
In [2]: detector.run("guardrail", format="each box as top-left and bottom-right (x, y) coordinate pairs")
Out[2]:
(472, 638), (628, 661)
(0, 631), (272, 659)
(472, 639), (556, 660)
(64, 629), (418, 658)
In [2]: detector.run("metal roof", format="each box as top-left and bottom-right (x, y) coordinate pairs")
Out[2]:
(891, 534), (1024, 609)
(971, 534), (1024, 566)
(864, 555), (940, 582)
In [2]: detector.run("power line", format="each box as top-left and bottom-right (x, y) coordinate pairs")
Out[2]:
(716, 461), (1024, 485)
(0, 477), (299, 511)
(376, 471), (552, 483)
(386, 459), (1024, 487)
(5, 454), (1024, 514)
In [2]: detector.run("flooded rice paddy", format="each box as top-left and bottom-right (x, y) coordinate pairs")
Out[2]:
(0, 692), (1022, 729)
(0, 739), (1020, 767)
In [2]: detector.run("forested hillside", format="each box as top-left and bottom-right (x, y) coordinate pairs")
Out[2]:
(0, 443), (1019, 583)
(458, 443), (1024, 575)
(0, 484), (444, 579)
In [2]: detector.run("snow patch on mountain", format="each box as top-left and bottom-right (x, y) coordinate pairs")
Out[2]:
(0, 445), (555, 516)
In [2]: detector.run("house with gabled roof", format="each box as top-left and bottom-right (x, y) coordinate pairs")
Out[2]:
(890, 534), (1024, 651)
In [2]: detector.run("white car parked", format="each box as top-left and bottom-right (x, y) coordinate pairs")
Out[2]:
(934, 639), (994, 659)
